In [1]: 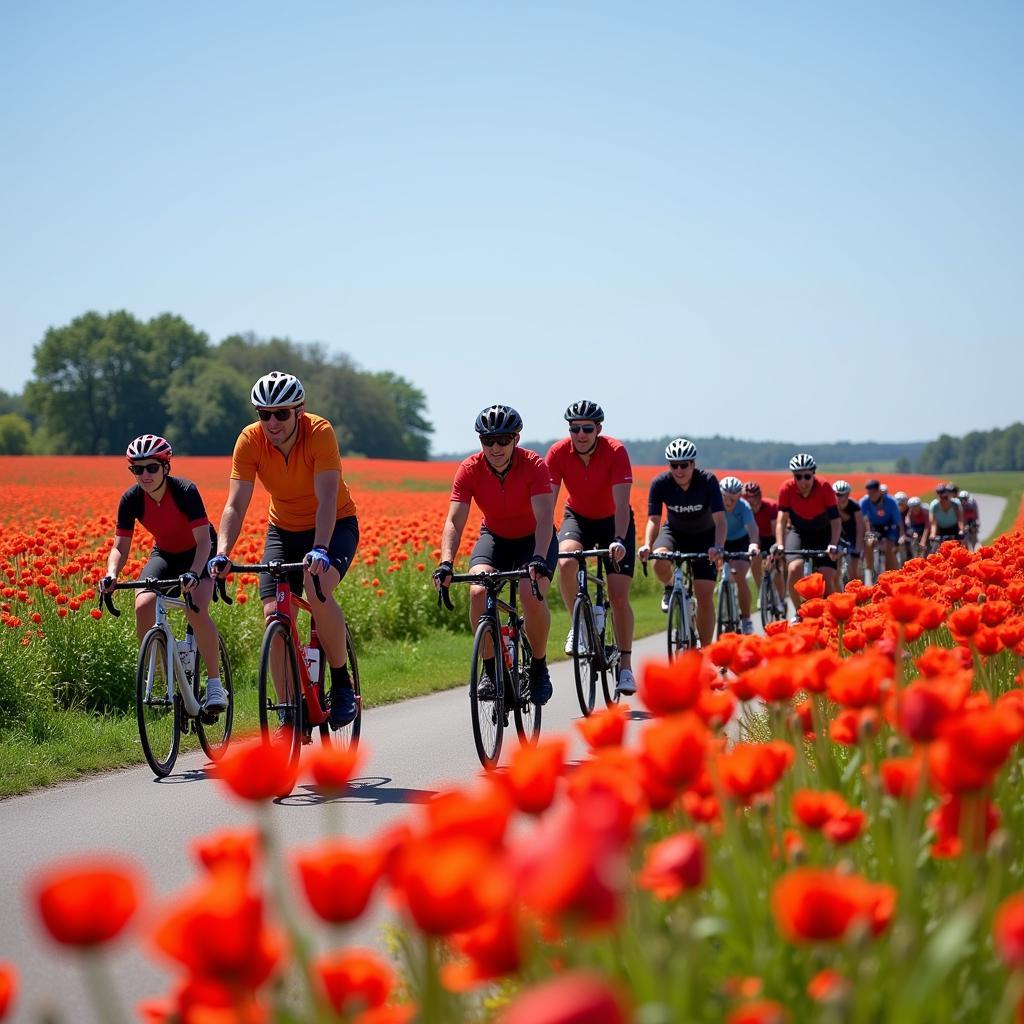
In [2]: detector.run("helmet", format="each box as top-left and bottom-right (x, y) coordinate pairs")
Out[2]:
(909, 496), (922, 507)
(833, 479), (851, 496)
(563, 400), (604, 423)
(959, 490), (970, 500)
(894, 491), (907, 502)
(865, 478), (881, 490)
(743, 481), (761, 496)
(880, 483), (889, 494)
(251, 371), (305, 409)
(936, 482), (950, 495)
(126, 434), (172, 462)
(789, 453), (816, 472)
(665, 438), (698, 462)
(720, 476), (742, 494)
(474, 404), (523, 435)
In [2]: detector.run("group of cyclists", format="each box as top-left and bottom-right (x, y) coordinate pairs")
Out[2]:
(102, 377), (983, 728)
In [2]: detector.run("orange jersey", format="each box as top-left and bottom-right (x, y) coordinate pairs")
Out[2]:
(230, 413), (357, 531)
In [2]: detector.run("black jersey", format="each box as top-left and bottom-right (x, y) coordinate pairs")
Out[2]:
(647, 469), (724, 535)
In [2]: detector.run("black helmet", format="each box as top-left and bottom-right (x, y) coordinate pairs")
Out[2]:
(563, 400), (604, 423)
(474, 404), (523, 435)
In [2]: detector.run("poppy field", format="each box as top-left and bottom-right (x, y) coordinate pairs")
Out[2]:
(6, 511), (1024, 1021)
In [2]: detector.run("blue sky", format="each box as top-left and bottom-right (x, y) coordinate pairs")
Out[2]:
(2, 2), (1021, 453)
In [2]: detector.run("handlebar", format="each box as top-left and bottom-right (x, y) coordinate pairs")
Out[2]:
(641, 550), (714, 577)
(228, 562), (327, 603)
(557, 548), (612, 560)
(96, 576), (211, 617)
(437, 568), (542, 611)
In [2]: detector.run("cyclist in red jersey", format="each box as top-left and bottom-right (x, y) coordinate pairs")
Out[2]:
(433, 405), (557, 705)
(775, 453), (841, 611)
(742, 480), (779, 597)
(99, 435), (226, 715)
(545, 400), (637, 697)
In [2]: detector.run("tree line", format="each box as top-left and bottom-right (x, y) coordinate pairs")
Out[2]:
(917, 423), (1024, 474)
(0, 311), (432, 458)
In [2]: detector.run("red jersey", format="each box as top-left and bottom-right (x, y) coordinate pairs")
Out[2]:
(545, 435), (633, 520)
(778, 478), (839, 534)
(752, 498), (779, 538)
(451, 447), (553, 539)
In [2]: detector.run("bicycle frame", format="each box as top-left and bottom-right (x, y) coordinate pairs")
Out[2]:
(645, 551), (707, 651)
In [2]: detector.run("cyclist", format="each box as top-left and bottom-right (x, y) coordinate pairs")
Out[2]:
(719, 476), (759, 635)
(906, 496), (929, 554)
(100, 435), (226, 715)
(546, 400), (638, 697)
(209, 371), (360, 731)
(776, 453), (840, 611)
(833, 479), (864, 583)
(744, 480), (782, 604)
(926, 483), (964, 549)
(433, 405), (557, 705)
(959, 490), (980, 549)
(639, 439), (726, 648)
(859, 479), (904, 574)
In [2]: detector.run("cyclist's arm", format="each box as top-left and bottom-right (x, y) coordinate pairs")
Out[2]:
(830, 514), (841, 547)
(643, 515), (661, 549)
(216, 478), (254, 557)
(612, 482), (632, 542)
(855, 510), (865, 551)
(440, 500), (470, 564)
(531, 490), (555, 557)
(105, 535), (132, 580)
(956, 504), (964, 529)
(776, 510), (790, 550)
(712, 510), (726, 551)
(189, 525), (213, 577)
(312, 469), (340, 549)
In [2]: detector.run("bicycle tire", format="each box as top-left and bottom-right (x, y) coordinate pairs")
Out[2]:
(667, 590), (688, 661)
(196, 632), (234, 762)
(760, 569), (785, 629)
(571, 598), (598, 716)
(717, 576), (741, 639)
(258, 620), (303, 771)
(514, 630), (542, 744)
(470, 617), (504, 769)
(599, 601), (620, 706)
(324, 630), (362, 751)
(136, 628), (180, 778)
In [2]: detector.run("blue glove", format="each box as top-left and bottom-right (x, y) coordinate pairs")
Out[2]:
(304, 548), (332, 573)
(207, 554), (231, 576)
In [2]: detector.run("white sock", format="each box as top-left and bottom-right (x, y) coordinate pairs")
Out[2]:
(206, 676), (221, 689)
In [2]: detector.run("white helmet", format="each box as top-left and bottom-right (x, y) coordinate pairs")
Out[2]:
(126, 434), (172, 462)
(251, 371), (305, 409)
(959, 490), (971, 500)
(832, 479), (851, 496)
(789, 453), (816, 472)
(880, 483), (889, 493)
(665, 438), (697, 462)
(895, 491), (908, 503)
(909, 496), (922, 507)
(720, 476), (743, 494)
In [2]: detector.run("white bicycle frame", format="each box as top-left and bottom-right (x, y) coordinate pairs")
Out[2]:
(142, 593), (202, 718)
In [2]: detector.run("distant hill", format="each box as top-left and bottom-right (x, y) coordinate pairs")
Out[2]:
(436, 434), (926, 471)
(917, 423), (1024, 473)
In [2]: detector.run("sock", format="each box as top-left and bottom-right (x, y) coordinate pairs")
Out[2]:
(330, 663), (352, 691)
(531, 655), (547, 675)
(206, 676), (221, 689)
(483, 657), (496, 681)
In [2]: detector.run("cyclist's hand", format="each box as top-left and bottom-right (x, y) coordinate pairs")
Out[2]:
(708, 545), (724, 563)
(179, 571), (199, 594)
(609, 538), (626, 564)
(638, 544), (651, 563)
(304, 547), (331, 576)
(748, 543), (760, 559)
(432, 560), (454, 592)
(527, 556), (552, 582)
(208, 554), (231, 578)
(826, 544), (839, 558)
(770, 543), (782, 556)
(99, 574), (116, 595)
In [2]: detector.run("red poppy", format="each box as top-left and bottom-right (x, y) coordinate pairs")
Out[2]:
(639, 712), (708, 789)
(994, 893), (1024, 970)
(498, 971), (629, 1024)
(575, 703), (629, 750)
(294, 838), (387, 923)
(137, 977), (269, 1024)
(637, 831), (705, 899)
(807, 969), (849, 1002)
(744, 659), (802, 704)
(793, 573), (826, 601)
(916, 645), (971, 676)
(717, 741), (794, 803)
(315, 948), (394, 1016)
(879, 756), (923, 799)
(32, 858), (143, 947)
(0, 962), (16, 1019)
(796, 598), (826, 620)
(825, 653), (890, 709)
(827, 592), (857, 623)
(888, 592), (926, 624)
(928, 793), (1000, 858)
(211, 734), (300, 801)
(897, 672), (972, 742)
(638, 651), (708, 715)
(442, 906), (523, 991)
(191, 828), (260, 877)
(307, 742), (365, 792)
(771, 868), (896, 942)
(829, 708), (875, 746)
(727, 1001), (790, 1024)
(973, 625), (1004, 657)
(499, 737), (566, 815)
(948, 604), (983, 641)
(696, 684), (738, 728)
(422, 784), (513, 847)
(792, 790), (848, 829)
(821, 807), (866, 845)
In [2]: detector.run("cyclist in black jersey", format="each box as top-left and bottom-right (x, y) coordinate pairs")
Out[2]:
(833, 480), (864, 583)
(99, 435), (226, 714)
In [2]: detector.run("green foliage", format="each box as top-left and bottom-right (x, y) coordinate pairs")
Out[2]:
(0, 412), (31, 454)
(918, 423), (1024, 473)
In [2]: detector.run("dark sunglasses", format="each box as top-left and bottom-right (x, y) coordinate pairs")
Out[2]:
(481, 434), (514, 448)
(129, 462), (164, 476)
(258, 409), (293, 422)
(569, 424), (596, 435)
(794, 472), (814, 481)
(669, 460), (694, 470)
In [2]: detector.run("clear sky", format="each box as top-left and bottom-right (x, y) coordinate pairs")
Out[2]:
(2, 2), (1021, 454)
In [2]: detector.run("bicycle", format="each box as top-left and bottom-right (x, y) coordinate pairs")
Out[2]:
(964, 520), (980, 551)
(643, 552), (709, 660)
(863, 530), (887, 584)
(231, 561), (361, 768)
(558, 548), (621, 715)
(715, 551), (750, 639)
(837, 539), (861, 589)
(758, 549), (787, 629)
(99, 578), (234, 778)
(439, 569), (542, 770)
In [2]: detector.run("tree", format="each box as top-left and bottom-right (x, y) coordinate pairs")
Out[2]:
(0, 413), (31, 454)
(164, 358), (252, 455)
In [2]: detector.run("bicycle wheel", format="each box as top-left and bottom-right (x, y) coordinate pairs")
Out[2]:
(667, 590), (687, 661)
(196, 633), (234, 762)
(514, 630), (542, 744)
(470, 617), (504, 769)
(136, 628), (180, 778)
(716, 576), (741, 639)
(760, 570), (784, 629)
(326, 630), (362, 751)
(599, 602), (620, 706)
(257, 620), (303, 770)
(571, 598), (598, 716)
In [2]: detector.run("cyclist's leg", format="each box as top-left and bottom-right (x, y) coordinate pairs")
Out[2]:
(883, 530), (898, 571)
(556, 508), (585, 616)
(693, 578), (716, 646)
(812, 546), (840, 596)
(517, 532), (555, 661)
(305, 517), (359, 667)
(652, 526), (676, 609)
(731, 558), (752, 617)
(134, 549), (171, 643)
(784, 531), (806, 608)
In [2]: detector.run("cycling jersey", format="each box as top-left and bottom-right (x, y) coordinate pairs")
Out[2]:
(961, 499), (979, 522)
(116, 477), (214, 555)
(647, 469), (724, 536)
(724, 497), (756, 542)
(545, 435), (633, 520)
(930, 498), (961, 530)
(859, 494), (902, 531)
(777, 478), (839, 535)
(230, 413), (357, 531)
(838, 498), (860, 545)
(907, 507), (929, 529)
(451, 447), (553, 539)
(751, 498), (778, 539)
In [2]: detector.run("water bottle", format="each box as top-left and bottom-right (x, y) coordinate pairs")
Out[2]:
(303, 645), (321, 684)
(500, 625), (515, 670)
(178, 630), (197, 679)
(593, 603), (606, 635)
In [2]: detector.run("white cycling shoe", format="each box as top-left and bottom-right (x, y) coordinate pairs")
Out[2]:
(615, 668), (637, 697)
(564, 628), (589, 656)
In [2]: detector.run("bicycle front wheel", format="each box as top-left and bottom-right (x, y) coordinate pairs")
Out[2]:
(760, 571), (784, 629)
(470, 617), (504, 770)
(571, 598), (598, 716)
(667, 591), (688, 662)
(136, 628), (180, 778)
(327, 630), (362, 752)
(196, 633), (234, 762)
(514, 631), (542, 745)
(599, 602), (620, 706)
(258, 620), (303, 771)
(717, 578), (740, 639)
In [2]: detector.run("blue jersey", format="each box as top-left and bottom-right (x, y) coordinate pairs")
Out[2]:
(859, 494), (902, 530)
(724, 497), (756, 541)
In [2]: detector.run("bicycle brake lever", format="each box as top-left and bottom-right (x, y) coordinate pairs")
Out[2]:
(312, 575), (326, 602)
(99, 591), (120, 618)
(185, 592), (198, 614)
(641, 560), (649, 577)
(214, 578), (233, 605)
(439, 587), (455, 611)
(530, 577), (543, 602)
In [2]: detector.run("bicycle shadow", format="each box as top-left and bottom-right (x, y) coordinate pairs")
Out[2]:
(276, 775), (438, 808)
(151, 767), (211, 785)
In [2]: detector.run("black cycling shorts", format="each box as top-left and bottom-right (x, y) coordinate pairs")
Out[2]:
(759, 535), (774, 553)
(653, 526), (717, 582)
(724, 536), (752, 558)
(469, 526), (559, 575)
(558, 508), (636, 577)
(140, 537), (217, 595)
(259, 516), (359, 600)
(784, 529), (837, 571)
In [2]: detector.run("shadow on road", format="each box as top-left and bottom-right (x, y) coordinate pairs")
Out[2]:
(153, 767), (211, 785)
(276, 775), (438, 807)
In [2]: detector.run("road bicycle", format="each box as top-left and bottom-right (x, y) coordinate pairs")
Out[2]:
(927, 531), (964, 554)
(837, 539), (861, 589)
(964, 520), (980, 551)
(99, 578), (234, 778)
(231, 561), (361, 768)
(715, 551), (750, 639)
(864, 531), (887, 584)
(643, 552), (709, 660)
(557, 548), (621, 715)
(758, 549), (787, 629)
(439, 569), (542, 770)
(783, 549), (836, 608)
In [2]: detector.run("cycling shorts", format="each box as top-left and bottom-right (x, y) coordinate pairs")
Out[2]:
(469, 526), (559, 574)
(867, 524), (900, 544)
(784, 529), (837, 571)
(936, 525), (961, 539)
(653, 526), (717, 582)
(908, 522), (926, 537)
(724, 536), (753, 558)
(259, 516), (359, 600)
(759, 535), (774, 553)
(558, 508), (635, 577)
(140, 540), (217, 595)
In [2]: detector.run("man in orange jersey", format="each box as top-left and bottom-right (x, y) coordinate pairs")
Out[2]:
(209, 371), (360, 729)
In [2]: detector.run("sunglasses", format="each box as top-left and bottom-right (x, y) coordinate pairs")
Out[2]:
(129, 462), (164, 476)
(793, 473), (814, 481)
(569, 424), (596, 435)
(669, 461), (694, 470)
(257, 409), (293, 422)
(481, 435), (514, 448)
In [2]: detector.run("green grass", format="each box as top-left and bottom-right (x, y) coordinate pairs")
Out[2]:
(953, 472), (1024, 539)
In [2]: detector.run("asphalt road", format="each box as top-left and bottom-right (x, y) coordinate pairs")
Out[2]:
(0, 492), (1006, 1022)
